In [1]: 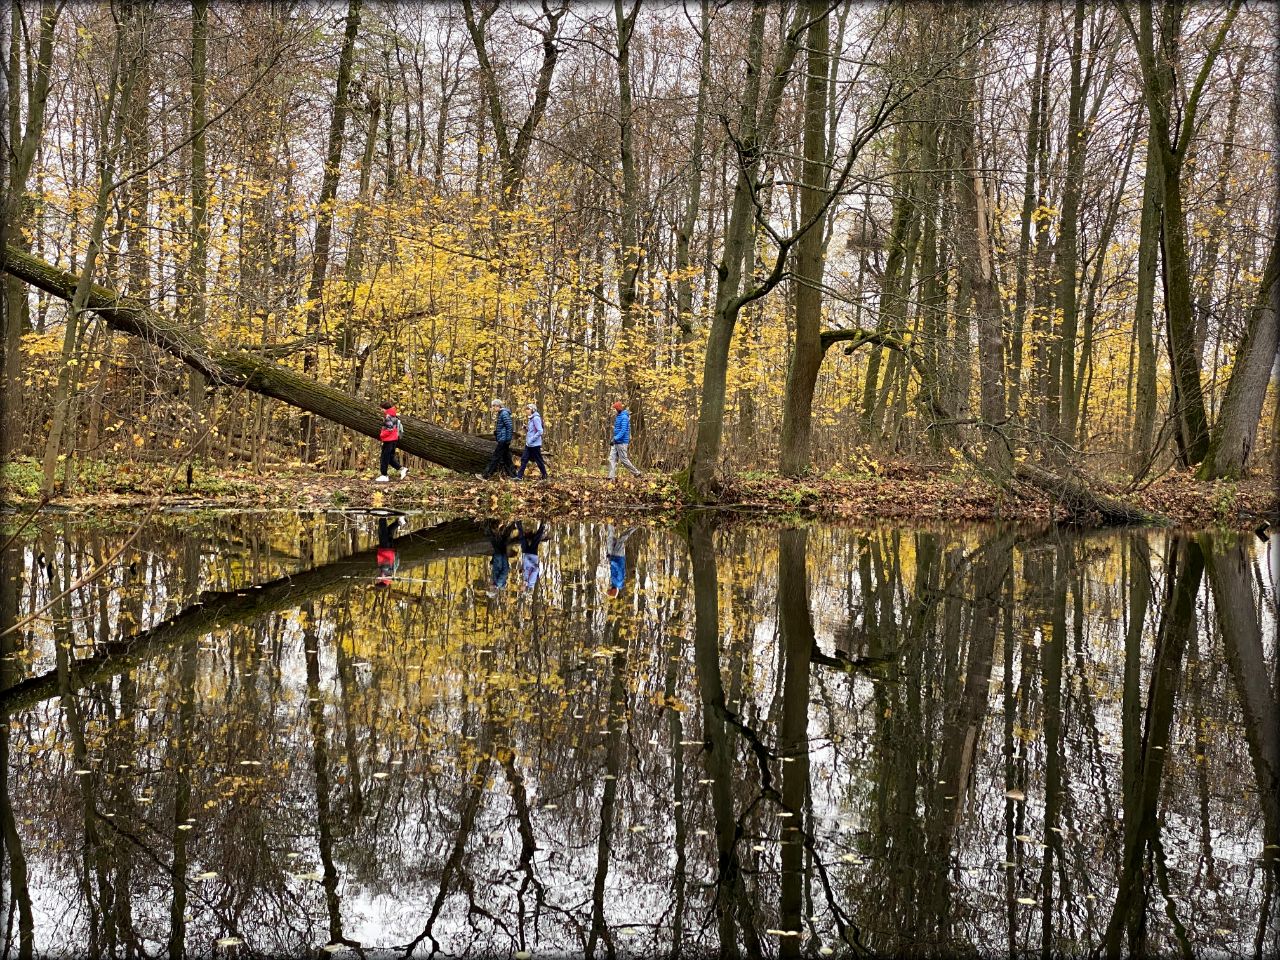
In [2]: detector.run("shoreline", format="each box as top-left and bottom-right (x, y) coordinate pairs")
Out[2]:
(3, 457), (1275, 529)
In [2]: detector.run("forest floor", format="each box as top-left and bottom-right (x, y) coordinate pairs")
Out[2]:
(2, 454), (1275, 528)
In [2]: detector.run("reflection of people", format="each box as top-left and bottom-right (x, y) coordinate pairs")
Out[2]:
(375, 516), (402, 587)
(517, 521), (548, 590)
(608, 400), (641, 480)
(605, 524), (637, 598)
(482, 398), (516, 479)
(487, 520), (517, 594)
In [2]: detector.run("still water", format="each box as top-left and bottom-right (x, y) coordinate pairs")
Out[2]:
(0, 509), (1277, 958)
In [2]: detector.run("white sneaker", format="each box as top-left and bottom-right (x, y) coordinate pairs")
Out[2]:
(400, 467), (409, 479)
(374, 475), (390, 483)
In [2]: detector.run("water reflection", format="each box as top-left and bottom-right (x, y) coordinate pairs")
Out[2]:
(1, 511), (1277, 958)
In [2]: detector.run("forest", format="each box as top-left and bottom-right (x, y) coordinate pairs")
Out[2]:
(0, 0), (1276, 515)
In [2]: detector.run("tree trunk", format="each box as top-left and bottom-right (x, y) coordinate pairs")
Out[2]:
(2, 1), (58, 460)
(1197, 238), (1278, 479)
(1130, 115), (1162, 474)
(1055, 0), (1087, 449)
(674, 0), (711, 343)
(40, 10), (137, 492)
(1129, 0), (1241, 466)
(613, 0), (646, 458)
(3, 245), (511, 475)
(778, 0), (829, 477)
(187, 0), (210, 458)
(687, 0), (803, 497)
(300, 0), (362, 464)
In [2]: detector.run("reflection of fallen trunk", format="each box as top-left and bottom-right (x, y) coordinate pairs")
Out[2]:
(1204, 536), (1280, 884)
(2, 245), (505, 474)
(0, 518), (491, 715)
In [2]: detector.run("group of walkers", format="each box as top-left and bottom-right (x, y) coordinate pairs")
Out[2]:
(373, 396), (643, 483)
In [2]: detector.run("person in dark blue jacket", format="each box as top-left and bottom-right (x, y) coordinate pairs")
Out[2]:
(608, 400), (642, 480)
(482, 398), (516, 478)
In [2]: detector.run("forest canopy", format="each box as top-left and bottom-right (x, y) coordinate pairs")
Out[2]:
(0, 0), (1276, 501)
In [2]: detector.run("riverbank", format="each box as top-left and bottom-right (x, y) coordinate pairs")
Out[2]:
(3, 455), (1274, 528)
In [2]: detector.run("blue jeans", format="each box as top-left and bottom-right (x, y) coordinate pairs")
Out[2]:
(518, 445), (547, 479)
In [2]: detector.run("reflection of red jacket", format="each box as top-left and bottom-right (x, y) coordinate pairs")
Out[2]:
(376, 547), (395, 568)
(380, 406), (401, 442)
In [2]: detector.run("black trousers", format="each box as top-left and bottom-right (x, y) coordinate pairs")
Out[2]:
(518, 445), (547, 479)
(483, 440), (515, 477)
(380, 441), (402, 475)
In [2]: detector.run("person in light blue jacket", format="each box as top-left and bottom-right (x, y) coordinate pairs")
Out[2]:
(517, 402), (548, 480)
(608, 400), (642, 480)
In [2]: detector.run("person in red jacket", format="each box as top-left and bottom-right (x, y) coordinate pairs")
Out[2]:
(376, 401), (409, 482)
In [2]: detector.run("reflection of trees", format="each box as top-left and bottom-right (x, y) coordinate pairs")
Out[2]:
(1, 539), (34, 958)
(3, 514), (1278, 956)
(1205, 535), (1280, 904)
(1104, 537), (1204, 958)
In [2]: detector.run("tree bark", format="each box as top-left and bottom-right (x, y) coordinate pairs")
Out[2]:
(2, 245), (511, 474)
(1130, 113), (1162, 474)
(2, 1), (58, 461)
(300, 0), (362, 463)
(187, 0), (210, 458)
(1197, 237), (1278, 479)
(687, 0), (804, 497)
(1128, 0), (1241, 466)
(778, 0), (829, 477)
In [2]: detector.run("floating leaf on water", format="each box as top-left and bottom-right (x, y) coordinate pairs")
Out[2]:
(1017, 897), (1037, 906)
(515, 952), (532, 960)
(215, 937), (243, 947)
(195, 871), (219, 881)
(819, 948), (835, 956)
(841, 854), (861, 863)
(765, 929), (801, 937)
(696, 829), (709, 836)
(74, 769), (92, 776)
(372, 772), (389, 779)
(1005, 789), (1026, 801)
(1014, 834), (1032, 842)
(542, 803), (558, 810)
(630, 825), (646, 833)
(778, 811), (794, 818)
(178, 824), (194, 831)
(752, 844), (765, 852)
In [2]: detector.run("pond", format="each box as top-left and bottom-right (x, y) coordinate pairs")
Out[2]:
(1, 509), (1277, 958)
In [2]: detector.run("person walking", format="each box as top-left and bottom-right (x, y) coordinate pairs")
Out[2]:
(608, 400), (642, 480)
(517, 402), (548, 480)
(375, 401), (409, 482)
(482, 398), (516, 478)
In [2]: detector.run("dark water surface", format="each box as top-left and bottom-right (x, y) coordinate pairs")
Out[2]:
(1, 509), (1277, 958)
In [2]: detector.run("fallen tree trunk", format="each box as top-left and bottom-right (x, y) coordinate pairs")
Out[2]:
(2, 245), (502, 474)
(1013, 461), (1156, 525)
(0, 516), (491, 715)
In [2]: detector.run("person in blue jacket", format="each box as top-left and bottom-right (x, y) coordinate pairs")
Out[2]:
(608, 400), (642, 480)
(517, 402), (548, 480)
(482, 398), (516, 479)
